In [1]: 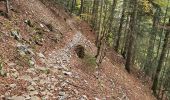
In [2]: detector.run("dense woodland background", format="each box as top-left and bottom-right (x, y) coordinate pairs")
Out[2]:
(53, 0), (170, 99)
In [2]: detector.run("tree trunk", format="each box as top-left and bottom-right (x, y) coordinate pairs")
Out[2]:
(152, 18), (170, 96)
(71, 0), (76, 13)
(79, 0), (84, 16)
(125, 0), (138, 73)
(121, 15), (130, 58)
(115, 0), (126, 52)
(107, 0), (117, 34)
(144, 7), (161, 76)
(91, 0), (99, 30)
(155, 2), (168, 64)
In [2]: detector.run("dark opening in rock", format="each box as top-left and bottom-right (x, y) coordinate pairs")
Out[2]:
(0, 0), (8, 18)
(75, 45), (85, 59)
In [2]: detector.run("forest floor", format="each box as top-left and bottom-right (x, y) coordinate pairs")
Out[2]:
(0, 0), (156, 100)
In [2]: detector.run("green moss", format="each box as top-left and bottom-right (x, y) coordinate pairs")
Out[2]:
(82, 54), (97, 73)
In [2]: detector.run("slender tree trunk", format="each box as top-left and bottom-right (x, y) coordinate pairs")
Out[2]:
(96, 0), (103, 59)
(91, 0), (99, 30)
(152, 18), (170, 96)
(155, 2), (168, 62)
(121, 15), (130, 58)
(107, 0), (117, 34)
(71, 0), (76, 13)
(79, 0), (84, 16)
(158, 50), (169, 99)
(125, 0), (138, 73)
(144, 7), (161, 76)
(115, 0), (126, 52)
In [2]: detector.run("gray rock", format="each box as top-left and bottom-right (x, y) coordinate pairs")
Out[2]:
(18, 75), (32, 82)
(29, 60), (35, 66)
(10, 84), (17, 88)
(94, 97), (100, 100)
(26, 68), (36, 73)
(11, 71), (19, 78)
(0, 70), (6, 77)
(11, 30), (21, 40)
(33, 77), (39, 81)
(29, 90), (39, 95)
(36, 66), (47, 71)
(58, 92), (68, 100)
(80, 95), (88, 100)
(37, 52), (45, 58)
(11, 96), (25, 100)
(27, 85), (35, 91)
(17, 43), (34, 56)
(24, 95), (31, 100)
(62, 71), (72, 76)
(40, 23), (44, 28)
(39, 79), (47, 85)
(8, 62), (16, 67)
(31, 81), (37, 86)
(31, 96), (41, 100)
(24, 20), (33, 27)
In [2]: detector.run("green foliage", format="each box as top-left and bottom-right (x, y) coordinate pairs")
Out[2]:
(139, 0), (152, 13)
(153, 0), (170, 7)
(83, 54), (97, 67)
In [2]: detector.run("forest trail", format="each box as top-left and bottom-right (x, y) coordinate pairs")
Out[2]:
(0, 0), (156, 99)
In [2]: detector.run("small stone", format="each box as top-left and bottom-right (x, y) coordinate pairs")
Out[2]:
(62, 71), (72, 76)
(8, 62), (16, 67)
(11, 96), (25, 100)
(40, 23), (44, 28)
(39, 79), (47, 85)
(26, 68), (36, 74)
(11, 71), (19, 78)
(24, 19), (33, 27)
(80, 95), (88, 100)
(33, 77), (39, 81)
(18, 75), (32, 82)
(58, 91), (68, 100)
(29, 60), (35, 66)
(27, 85), (35, 91)
(31, 96), (41, 100)
(11, 30), (21, 40)
(31, 81), (37, 86)
(58, 92), (66, 96)
(36, 66), (46, 71)
(37, 52), (45, 58)
(10, 84), (16, 88)
(24, 95), (31, 100)
(94, 97), (100, 100)
(0, 70), (7, 77)
(29, 90), (39, 95)
(27, 49), (35, 55)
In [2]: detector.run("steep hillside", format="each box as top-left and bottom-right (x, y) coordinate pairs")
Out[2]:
(0, 0), (156, 100)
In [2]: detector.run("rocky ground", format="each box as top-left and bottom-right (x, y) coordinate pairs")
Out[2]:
(0, 0), (156, 100)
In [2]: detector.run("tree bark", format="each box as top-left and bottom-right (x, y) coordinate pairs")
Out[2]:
(144, 7), (161, 76)
(115, 0), (126, 52)
(125, 0), (138, 73)
(152, 18), (170, 96)
(79, 0), (84, 16)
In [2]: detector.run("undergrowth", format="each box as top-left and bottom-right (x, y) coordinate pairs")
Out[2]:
(82, 54), (97, 74)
